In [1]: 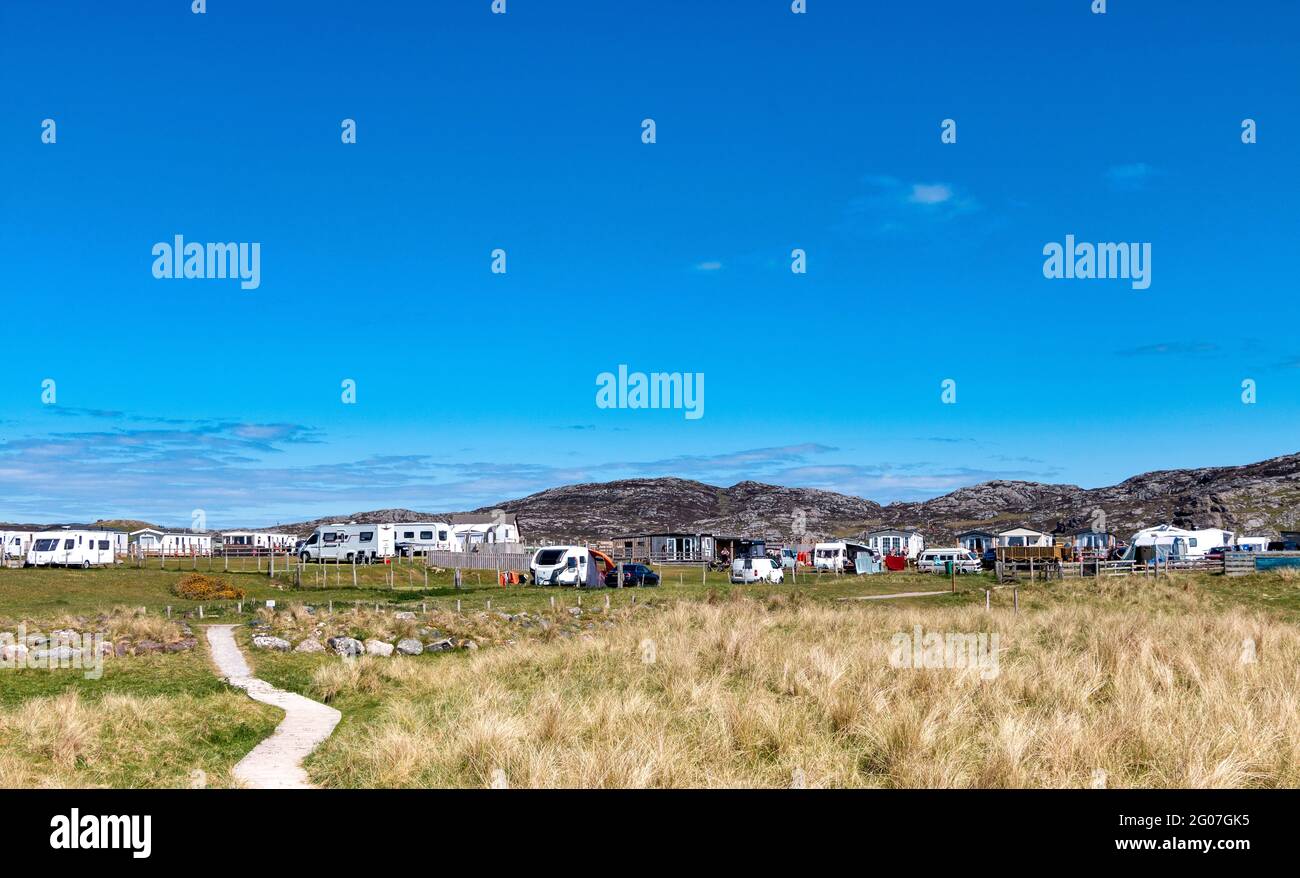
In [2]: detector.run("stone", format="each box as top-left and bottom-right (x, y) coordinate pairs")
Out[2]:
(33, 646), (81, 663)
(425, 638), (454, 652)
(0, 643), (29, 662)
(396, 638), (423, 656)
(135, 640), (163, 654)
(252, 635), (291, 651)
(568, 607), (583, 616)
(115, 641), (130, 658)
(461, 640), (479, 651)
(394, 611), (416, 621)
(327, 636), (364, 657)
(364, 639), (394, 657)
(295, 638), (326, 654)
(165, 637), (197, 653)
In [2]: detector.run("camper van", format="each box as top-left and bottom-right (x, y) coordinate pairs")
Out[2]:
(530, 546), (604, 588)
(813, 540), (872, 573)
(730, 555), (785, 584)
(1123, 524), (1234, 562)
(26, 530), (117, 568)
(298, 523), (394, 563)
(917, 548), (982, 574)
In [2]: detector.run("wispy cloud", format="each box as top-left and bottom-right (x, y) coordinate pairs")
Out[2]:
(694, 260), (723, 272)
(1117, 341), (1218, 358)
(839, 174), (979, 236)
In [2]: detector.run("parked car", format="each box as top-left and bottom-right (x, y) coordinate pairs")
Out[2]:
(730, 556), (785, 584)
(603, 563), (660, 587)
(917, 548), (982, 574)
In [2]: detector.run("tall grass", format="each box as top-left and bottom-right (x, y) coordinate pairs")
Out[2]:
(302, 594), (1300, 788)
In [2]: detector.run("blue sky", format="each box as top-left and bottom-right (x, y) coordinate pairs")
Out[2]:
(1, 0), (1297, 527)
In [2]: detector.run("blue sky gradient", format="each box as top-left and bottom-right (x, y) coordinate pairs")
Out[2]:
(1, 0), (1297, 527)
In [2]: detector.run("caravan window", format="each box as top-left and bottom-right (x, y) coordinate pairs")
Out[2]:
(34, 539), (58, 551)
(323, 532), (338, 543)
(98, 541), (110, 550)
(64, 539), (75, 550)
(403, 531), (414, 539)
(439, 530), (448, 541)
(420, 531), (433, 540)
(359, 532), (374, 542)
(1189, 538), (1198, 547)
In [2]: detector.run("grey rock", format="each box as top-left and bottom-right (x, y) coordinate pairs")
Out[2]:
(295, 638), (326, 653)
(425, 638), (454, 652)
(327, 636), (364, 657)
(396, 638), (423, 655)
(364, 639), (394, 657)
(252, 635), (291, 651)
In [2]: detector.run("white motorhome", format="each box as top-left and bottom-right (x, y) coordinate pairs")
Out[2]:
(298, 523), (393, 563)
(1123, 524), (1234, 561)
(813, 540), (872, 573)
(26, 530), (117, 568)
(393, 522), (455, 555)
(530, 546), (602, 587)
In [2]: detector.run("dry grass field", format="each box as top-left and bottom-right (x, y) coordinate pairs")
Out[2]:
(248, 575), (1300, 788)
(4, 566), (1300, 788)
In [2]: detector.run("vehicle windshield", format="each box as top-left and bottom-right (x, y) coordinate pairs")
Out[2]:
(33, 538), (58, 551)
(536, 549), (566, 566)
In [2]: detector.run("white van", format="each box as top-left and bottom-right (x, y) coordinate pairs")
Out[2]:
(917, 548), (981, 574)
(531, 546), (602, 587)
(26, 530), (117, 568)
(730, 555), (785, 584)
(813, 540), (871, 573)
(298, 524), (390, 563)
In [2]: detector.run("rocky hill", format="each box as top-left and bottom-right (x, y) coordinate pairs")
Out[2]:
(481, 452), (1300, 543)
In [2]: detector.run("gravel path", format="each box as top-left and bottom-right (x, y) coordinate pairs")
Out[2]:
(205, 624), (341, 789)
(838, 590), (951, 601)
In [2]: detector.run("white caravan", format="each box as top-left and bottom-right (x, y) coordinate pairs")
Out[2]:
(1123, 524), (1234, 561)
(1, 531), (34, 560)
(26, 530), (117, 568)
(393, 522), (455, 555)
(1236, 536), (1270, 553)
(298, 523), (393, 563)
(530, 546), (602, 587)
(813, 540), (872, 573)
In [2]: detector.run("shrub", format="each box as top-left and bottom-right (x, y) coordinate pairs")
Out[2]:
(171, 573), (245, 601)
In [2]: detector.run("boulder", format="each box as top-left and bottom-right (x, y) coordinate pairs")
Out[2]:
(252, 635), (291, 651)
(425, 638), (454, 652)
(114, 641), (130, 658)
(364, 639), (394, 657)
(33, 646), (81, 663)
(135, 640), (163, 654)
(327, 636), (364, 657)
(396, 638), (424, 656)
(461, 640), (480, 651)
(0, 643), (29, 662)
(394, 611), (416, 621)
(295, 638), (326, 654)
(165, 637), (198, 653)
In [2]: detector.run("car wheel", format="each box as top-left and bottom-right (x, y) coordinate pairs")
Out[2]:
(82, 560), (91, 569)
(300, 553), (311, 563)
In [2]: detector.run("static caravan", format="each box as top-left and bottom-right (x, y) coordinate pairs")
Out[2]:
(1123, 524), (1234, 561)
(26, 530), (117, 568)
(957, 530), (997, 555)
(130, 528), (213, 556)
(864, 529), (925, 559)
(994, 527), (1053, 548)
(448, 513), (522, 551)
(298, 523), (392, 563)
(530, 546), (603, 587)
(221, 531), (296, 552)
(813, 540), (873, 573)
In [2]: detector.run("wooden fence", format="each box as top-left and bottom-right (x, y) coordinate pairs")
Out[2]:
(1224, 550), (1300, 577)
(423, 549), (532, 571)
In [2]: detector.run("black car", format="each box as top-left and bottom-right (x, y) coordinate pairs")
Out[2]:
(603, 563), (660, 587)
